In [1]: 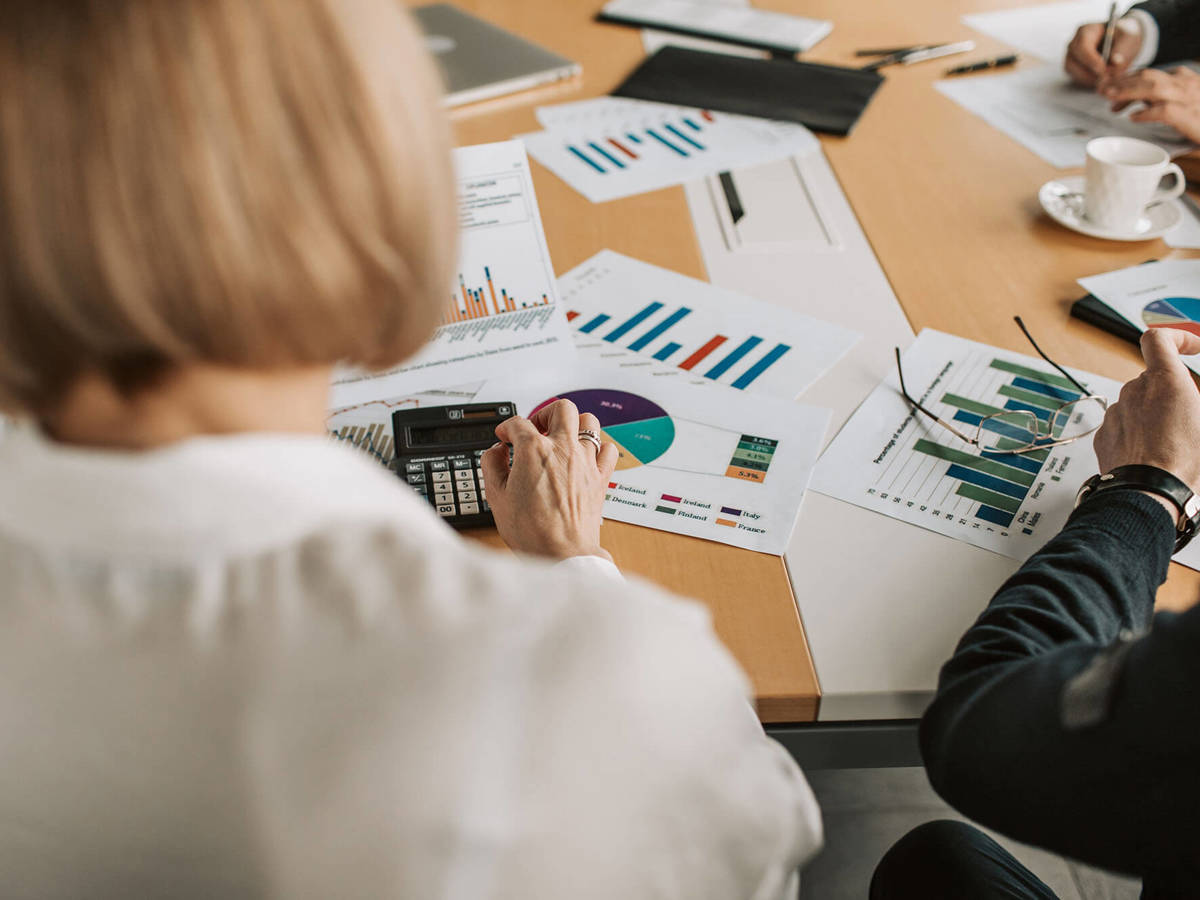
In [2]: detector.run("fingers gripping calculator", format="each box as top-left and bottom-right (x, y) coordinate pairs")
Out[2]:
(392, 402), (514, 529)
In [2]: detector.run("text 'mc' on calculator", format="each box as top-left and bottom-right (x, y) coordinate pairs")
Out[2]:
(392, 402), (515, 530)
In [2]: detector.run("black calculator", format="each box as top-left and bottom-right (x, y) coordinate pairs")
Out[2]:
(392, 402), (515, 530)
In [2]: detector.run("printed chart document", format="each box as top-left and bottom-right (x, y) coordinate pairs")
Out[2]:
(477, 362), (829, 553)
(522, 97), (818, 203)
(558, 250), (859, 399)
(1078, 258), (1200, 375)
(330, 141), (574, 406)
(812, 329), (1122, 561)
(936, 66), (1193, 168)
(962, 0), (1119, 63)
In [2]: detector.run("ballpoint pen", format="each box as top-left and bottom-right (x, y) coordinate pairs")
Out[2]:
(900, 40), (976, 65)
(945, 54), (1020, 75)
(1101, 2), (1119, 65)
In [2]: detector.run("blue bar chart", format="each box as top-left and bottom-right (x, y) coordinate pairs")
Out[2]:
(812, 330), (1123, 562)
(557, 250), (860, 400)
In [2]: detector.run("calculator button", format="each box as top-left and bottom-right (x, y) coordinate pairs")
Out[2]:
(413, 484), (429, 496)
(431, 470), (451, 483)
(436, 504), (456, 517)
(479, 487), (486, 499)
(473, 448), (484, 457)
(454, 469), (474, 481)
(429, 460), (450, 471)
(482, 500), (490, 512)
(405, 462), (424, 475)
(406, 472), (426, 484)
(458, 502), (480, 515)
(475, 466), (485, 479)
(435, 490), (453, 503)
(452, 458), (473, 470)
(457, 490), (478, 504)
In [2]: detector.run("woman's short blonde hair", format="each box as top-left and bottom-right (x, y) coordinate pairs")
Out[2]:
(0, 0), (456, 412)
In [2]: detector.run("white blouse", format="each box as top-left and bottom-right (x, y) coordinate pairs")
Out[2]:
(0, 428), (821, 899)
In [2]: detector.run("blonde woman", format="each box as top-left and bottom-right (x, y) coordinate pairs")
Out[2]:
(0, 1), (821, 897)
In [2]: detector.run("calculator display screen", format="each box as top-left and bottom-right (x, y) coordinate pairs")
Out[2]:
(409, 423), (496, 446)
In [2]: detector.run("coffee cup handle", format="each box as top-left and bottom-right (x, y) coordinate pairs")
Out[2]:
(1153, 163), (1187, 205)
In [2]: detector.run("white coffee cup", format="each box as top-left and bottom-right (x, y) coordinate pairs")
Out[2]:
(1084, 136), (1185, 232)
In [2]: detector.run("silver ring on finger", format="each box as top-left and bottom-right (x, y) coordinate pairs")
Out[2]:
(578, 429), (602, 455)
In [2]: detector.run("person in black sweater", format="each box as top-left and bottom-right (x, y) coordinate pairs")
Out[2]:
(1066, 1), (1200, 143)
(871, 328), (1200, 899)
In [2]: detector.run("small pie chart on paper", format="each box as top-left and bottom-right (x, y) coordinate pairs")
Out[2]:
(1142, 297), (1200, 337)
(532, 389), (675, 470)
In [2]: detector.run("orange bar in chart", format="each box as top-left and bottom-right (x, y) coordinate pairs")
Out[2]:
(486, 267), (501, 315)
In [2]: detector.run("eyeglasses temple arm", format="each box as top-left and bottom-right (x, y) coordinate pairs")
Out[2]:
(894, 347), (978, 445)
(1013, 316), (1091, 395)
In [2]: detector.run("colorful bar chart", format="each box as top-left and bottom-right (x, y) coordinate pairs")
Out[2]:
(445, 265), (551, 325)
(557, 250), (859, 399)
(565, 110), (718, 175)
(911, 357), (1080, 529)
(569, 300), (793, 392)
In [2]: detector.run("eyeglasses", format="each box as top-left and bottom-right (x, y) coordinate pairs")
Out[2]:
(895, 318), (1109, 456)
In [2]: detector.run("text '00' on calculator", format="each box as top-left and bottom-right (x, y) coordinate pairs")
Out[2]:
(392, 402), (515, 530)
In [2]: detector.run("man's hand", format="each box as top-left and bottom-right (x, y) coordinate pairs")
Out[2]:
(1102, 67), (1200, 143)
(1066, 20), (1143, 88)
(1093, 328), (1200, 495)
(482, 399), (619, 562)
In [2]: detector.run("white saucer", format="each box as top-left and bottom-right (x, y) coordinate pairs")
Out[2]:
(1038, 175), (1182, 241)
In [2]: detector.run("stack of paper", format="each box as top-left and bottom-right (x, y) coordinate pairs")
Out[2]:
(521, 96), (819, 203)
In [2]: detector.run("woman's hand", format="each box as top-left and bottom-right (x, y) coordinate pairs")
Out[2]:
(1065, 20), (1143, 88)
(481, 399), (619, 561)
(1093, 327), (1200, 492)
(1102, 67), (1200, 143)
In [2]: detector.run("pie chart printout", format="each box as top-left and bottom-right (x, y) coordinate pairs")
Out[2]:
(533, 389), (675, 470)
(1143, 297), (1200, 337)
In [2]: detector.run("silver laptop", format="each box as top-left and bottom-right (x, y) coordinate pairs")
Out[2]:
(414, 4), (581, 108)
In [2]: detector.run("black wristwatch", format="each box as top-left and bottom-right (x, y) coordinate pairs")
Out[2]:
(1075, 464), (1200, 552)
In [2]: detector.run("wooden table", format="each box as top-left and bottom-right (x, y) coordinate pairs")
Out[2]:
(437, 0), (1200, 725)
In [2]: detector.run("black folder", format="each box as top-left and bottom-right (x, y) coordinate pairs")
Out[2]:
(611, 45), (884, 136)
(1070, 293), (1142, 346)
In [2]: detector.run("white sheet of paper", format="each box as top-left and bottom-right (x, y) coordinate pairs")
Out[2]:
(558, 249), (858, 398)
(1165, 198), (1200, 249)
(475, 361), (829, 554)
(325, 384), (482, 467)
(936, 66), (1193, 168)
(522, 98), (818, 203)
(962, 0), (1120, 62)
(812, 329), (1122, 561)
(330, 141), (574, 406)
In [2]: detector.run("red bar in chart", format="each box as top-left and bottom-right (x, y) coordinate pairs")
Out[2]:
(566, 311), (581, 322)
(679, 335), (728, 371)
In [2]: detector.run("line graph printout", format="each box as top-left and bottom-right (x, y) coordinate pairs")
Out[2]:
(558, 250), (859, 399)
(476, 362), (829, 553)
(812, 330), (1122, 561)
(522, 97), (819, 203)
(330, 141), (574, 407)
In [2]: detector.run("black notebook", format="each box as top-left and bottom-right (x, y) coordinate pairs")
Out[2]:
(611, 45), (883, 136)
(1070, 293), (1142, 345)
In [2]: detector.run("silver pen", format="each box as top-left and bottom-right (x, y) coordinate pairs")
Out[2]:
(1100, 2), (1119, 65)
(901, 40), (976, 65)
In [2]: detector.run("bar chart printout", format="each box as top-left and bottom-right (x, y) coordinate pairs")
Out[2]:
(558, 250), (859, 399)
(330, 141), (574, 407)
(523, 97), (820, 203)
(811, 329), (1122, 561)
